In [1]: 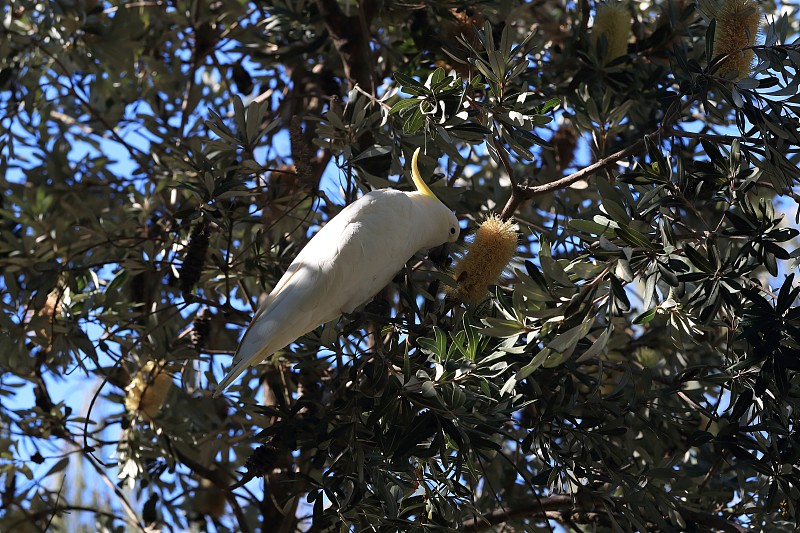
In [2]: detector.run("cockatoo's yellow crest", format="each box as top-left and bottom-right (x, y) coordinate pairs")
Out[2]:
(411, 148), (439, 200)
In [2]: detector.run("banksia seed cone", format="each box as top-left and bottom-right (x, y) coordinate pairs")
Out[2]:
(591, 2), (632, 63)
(712, 0), (759, 80)
(553, 123), (579, 172)
(125, 361), (172, 420)
(231, 61), (253, 94)
(179, 220), (209, 294)
(246, 441), (280, 479)
(289, 115), (315, 184)
(438, 7), (487, 76)
(194, 478), (226, 518)
(191, 307), (211, 352)
(443, 7), (486, 49)
(453, 215), (518, 304)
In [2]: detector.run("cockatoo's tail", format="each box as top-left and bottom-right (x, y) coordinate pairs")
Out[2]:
(214, 148), (459, 396)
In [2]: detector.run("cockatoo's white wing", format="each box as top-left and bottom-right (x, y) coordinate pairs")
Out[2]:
(214, 190), (419, 394)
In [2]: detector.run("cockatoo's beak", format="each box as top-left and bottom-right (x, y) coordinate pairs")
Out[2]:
(411, 148), (440, 201)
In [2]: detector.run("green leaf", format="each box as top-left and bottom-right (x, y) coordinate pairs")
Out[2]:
(684, 244), (715, 273)
(479, 318), (525, 337)
(634, 308), (658, 324)
(616, 225), (654, 249)
(402, 108), (424, 134)
(576, 328), (611, 362)
(388, 98), (420, 115)
(706, 18), (716, 63)
(352, 145), (392, 162)
(540, 256), (574, 287)
(394, 72), (429, 95)
(543, 319), (595, 368)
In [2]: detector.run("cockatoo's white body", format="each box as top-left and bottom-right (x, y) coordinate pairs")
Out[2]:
(214, 149), (459, 395)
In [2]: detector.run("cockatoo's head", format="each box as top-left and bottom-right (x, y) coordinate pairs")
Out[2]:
(411, 148), (460, 247)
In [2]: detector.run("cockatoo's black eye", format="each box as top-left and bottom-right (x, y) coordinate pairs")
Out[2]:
(450, 227), (456, 235)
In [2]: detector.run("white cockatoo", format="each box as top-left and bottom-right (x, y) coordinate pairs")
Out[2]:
(214, 148), (460, 395)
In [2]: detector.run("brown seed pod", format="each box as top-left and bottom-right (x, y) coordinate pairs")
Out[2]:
(245, 440), (280, 479)
(190, 306), (212, 352)
(231, 61), (253, 95)
(194, 478), (226, 518)
(289, 115), (315, 185)
(440, 7), (487, 76)
(712, 0), (760, 80)
(552, 122), (579, 172)
(452, 215), (518, 304)
(443, 7), (486, 49)
(179, 220), (209, 295)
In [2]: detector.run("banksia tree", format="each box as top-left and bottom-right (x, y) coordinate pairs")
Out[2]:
(452, 215), (518, 304)
(712, 0), (760, 79)
(591, 2), (632, 62)
(5, 1), (800, 532)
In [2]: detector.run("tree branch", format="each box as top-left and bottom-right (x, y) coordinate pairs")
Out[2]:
(677, 506), (748, 533)
(314, 0), (374, 91)
(499, 129), (659, 220)
(462, 495), (574, 532)
(174, 446), (253, 533)
(462, 497), (748, 533)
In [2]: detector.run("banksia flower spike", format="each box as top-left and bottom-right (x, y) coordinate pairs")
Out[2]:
(453, 215), (518, 304)
(591, 2), (632, 63)
(125, 361), (173, 420)
(712, 0), (760, 80)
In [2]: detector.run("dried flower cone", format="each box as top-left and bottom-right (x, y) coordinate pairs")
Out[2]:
(125, 361), (172, 420)
(443, 7), (485, 49)
(713, 0), (760, 80)
(289, 115), (315, 184)
(553, 123), (579, 172)
(592, 2), (632, 63)
(179, 220), (209, 294)
(194, 478), (226, 518)
(437, 7), (487, 77)
(453, 215), (517, 304)
(191, 307), (212, 352)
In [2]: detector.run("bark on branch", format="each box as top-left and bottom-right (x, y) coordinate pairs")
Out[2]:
(499, 131), (655, 220)
(462, 495), (574, 532)
(461, 496), (748, 533)
(314, 0), (374, 91)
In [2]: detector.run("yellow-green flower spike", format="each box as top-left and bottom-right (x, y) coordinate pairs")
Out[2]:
(713, 0), (760, 80)
(592, 2), (632, 63)
(453, 215), (518, 304)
